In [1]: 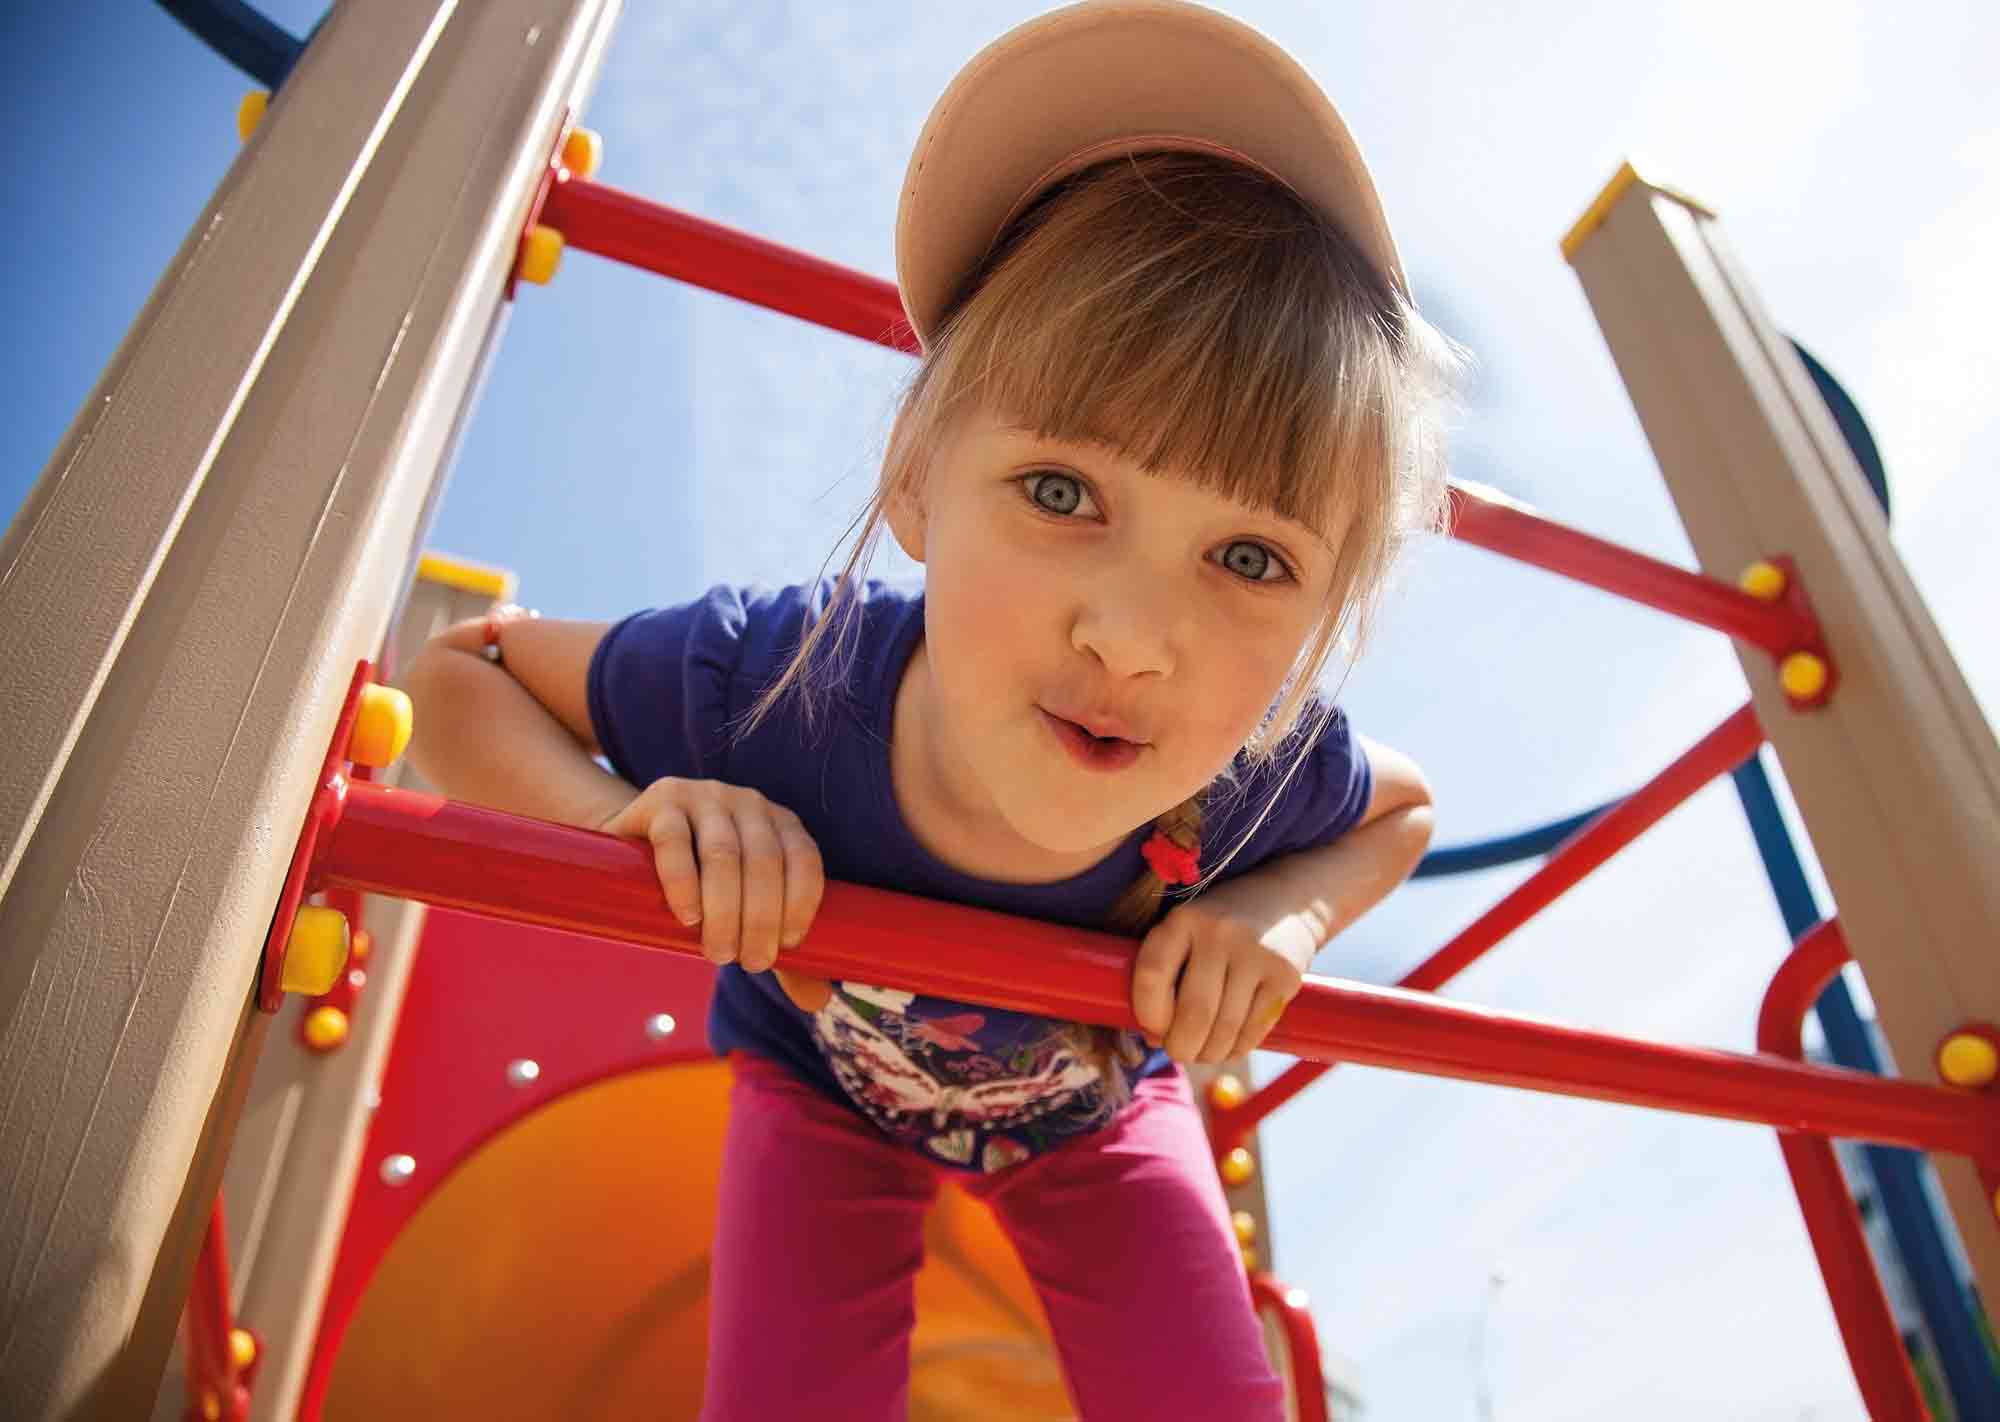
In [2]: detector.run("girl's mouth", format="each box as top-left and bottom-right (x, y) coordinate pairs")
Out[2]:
(1039, 709), (1142, 773)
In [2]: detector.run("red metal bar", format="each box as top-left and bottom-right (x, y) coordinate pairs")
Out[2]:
(1757, 921), (1929, 1422)
(1249, 1274), (1329, 1422)
(1217, 702), (1765, 1151)
(1447, 484), (1810, 654)
(305, 779), (2000, 1158)
(531, 185), (1832, 687)
(540, 175), (921, 353)
(181, 1199), (249, 1421)
(533, 182), (1826, 674)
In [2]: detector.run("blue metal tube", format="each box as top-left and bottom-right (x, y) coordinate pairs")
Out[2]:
(1412, 802), (1612, 879)
(154, 0), (306, 89)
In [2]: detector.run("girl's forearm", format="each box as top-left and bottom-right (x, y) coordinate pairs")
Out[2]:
(402, 646), (634, 830)
(1264, 804), (1435, 954)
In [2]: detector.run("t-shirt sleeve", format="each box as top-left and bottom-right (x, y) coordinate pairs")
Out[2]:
(1212, 702), (1375, 871)
(586, 585), (751, 789)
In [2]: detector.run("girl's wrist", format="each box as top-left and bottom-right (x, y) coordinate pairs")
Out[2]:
(480, 603), (540, 668)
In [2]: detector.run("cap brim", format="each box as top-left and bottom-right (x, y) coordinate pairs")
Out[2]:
(896, 0), (1408, 347)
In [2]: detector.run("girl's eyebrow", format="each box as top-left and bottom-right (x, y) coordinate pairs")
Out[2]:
(995, 422), (1342, 557)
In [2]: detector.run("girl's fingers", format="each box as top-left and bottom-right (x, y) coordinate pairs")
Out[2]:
(646, 804), (703, 929)
(732, 805), (787, 972)
(690, 802), (743, 964)
(1131, 919), (1193, 1041)
(1200, 968), (1263, 1065)
(1228, 980), (1291, 1061)
(1163, 950), (1226, 1063)
(773, 812), (825, 950)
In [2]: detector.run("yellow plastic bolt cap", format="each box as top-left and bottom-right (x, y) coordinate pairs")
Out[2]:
(518, 224), (564, 286)
(1779, 652), (1829, 701)
(351, 684), (413, 768)
(1231, 1210), (1257, 1246)
(1220, 1146), (1256, 1187)
(283, 906), (351, 996)
(303, 1004), (350, 1052)
(1239, 1245), (1260, 1273)
(228, 1327), (258, 1369)
(1738, 560), (1787, 602)
(561, 126), (603, 179)
(237, 91), (268, 142)
(1208, 1073), (1248, 1111)
(1938, 1033), (1999, 1089)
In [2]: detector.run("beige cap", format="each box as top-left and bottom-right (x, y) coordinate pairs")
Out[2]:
(896, 0), (1408, 348)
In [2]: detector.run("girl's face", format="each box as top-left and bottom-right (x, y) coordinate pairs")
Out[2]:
(889, 410), (1343, 872)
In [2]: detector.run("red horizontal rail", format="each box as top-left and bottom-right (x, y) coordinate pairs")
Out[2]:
(1758, 921), (1927, 1422)
(307, 780), (2000, 1159)
(1447, 484), (1811, 654)
(1217, 702), (1765, 1151)
(540, 175), (921, 353)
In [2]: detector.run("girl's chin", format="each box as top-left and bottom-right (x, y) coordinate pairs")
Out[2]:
(997, 796), (1153, 860)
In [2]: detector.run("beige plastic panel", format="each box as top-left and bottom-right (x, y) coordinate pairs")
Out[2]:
(1565, 169), (2000, 1303)
(0, 2), (619, 1416)
(148, 572), (504, 1421)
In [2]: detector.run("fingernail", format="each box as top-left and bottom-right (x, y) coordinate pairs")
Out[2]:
(678, 909), (701, 927)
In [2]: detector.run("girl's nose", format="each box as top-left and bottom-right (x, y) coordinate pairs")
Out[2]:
(1069, 576), (1176, 681)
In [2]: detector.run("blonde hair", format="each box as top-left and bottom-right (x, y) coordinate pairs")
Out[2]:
(754, 150), (1460, 940)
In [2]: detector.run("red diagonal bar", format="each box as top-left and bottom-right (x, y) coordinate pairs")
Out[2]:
(1448, 483), (1809, 653)
(1758, 920), (1928, 1422)
(1216, 702), (1765, 1151)
(304, 776), (2000, 1158)
(540, 175), (921, 353)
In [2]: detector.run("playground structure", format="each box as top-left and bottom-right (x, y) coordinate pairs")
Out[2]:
(2, 1), (1998, 1418)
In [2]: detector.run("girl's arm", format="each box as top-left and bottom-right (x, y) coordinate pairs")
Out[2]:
(400, 616), (634, 831)
(1241, 737), (1435, 957)
(402, 616), (829, 1003)
(1132, 738), (1434, 1063)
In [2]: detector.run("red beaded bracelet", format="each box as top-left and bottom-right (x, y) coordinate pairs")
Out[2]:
(480, 604), (537, 667)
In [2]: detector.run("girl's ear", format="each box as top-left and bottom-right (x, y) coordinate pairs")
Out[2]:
(883, 406), (928, 563)
(885, 484), (926, 564)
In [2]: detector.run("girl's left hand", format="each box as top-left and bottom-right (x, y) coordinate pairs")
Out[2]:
(1129, 872), (1326, 1064)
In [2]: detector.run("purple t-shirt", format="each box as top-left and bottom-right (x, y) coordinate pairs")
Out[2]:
(587, 581), (1372, 1172)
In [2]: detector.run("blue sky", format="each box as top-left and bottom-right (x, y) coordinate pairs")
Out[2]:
(9, 3), (1999, 1418)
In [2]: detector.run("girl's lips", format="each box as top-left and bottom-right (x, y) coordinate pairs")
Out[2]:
(1039, 708), (1142, 773)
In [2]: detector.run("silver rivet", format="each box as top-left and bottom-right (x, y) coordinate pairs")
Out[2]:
(380, 1154), (416, 1186)
(645, 1013), (677, 1041)
(507, 1058), (541, 1087)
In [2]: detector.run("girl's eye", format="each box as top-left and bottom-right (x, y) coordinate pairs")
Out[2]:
(1215, 539), (1288, 583)
(1024, 471), (1096, 518)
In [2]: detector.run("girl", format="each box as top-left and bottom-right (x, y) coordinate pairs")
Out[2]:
(405, 2), (1460, 1416)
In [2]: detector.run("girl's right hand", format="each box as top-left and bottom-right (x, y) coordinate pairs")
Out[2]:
(598, 778), (832, 1013)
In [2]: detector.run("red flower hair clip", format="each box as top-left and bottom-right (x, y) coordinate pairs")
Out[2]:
(1141, 831), (1201, 887)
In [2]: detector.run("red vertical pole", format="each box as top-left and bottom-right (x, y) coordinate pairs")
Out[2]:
(1758, 921), (1929, 1422)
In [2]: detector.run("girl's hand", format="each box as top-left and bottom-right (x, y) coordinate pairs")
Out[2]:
(598, 778), (832, 1013)
(1129, 871), (1326, 1064)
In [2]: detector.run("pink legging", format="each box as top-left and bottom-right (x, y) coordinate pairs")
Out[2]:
(701, 1052), (1285, 1420)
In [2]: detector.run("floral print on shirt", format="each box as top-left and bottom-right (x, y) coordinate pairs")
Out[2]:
(809, 981), (1150, 1171)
